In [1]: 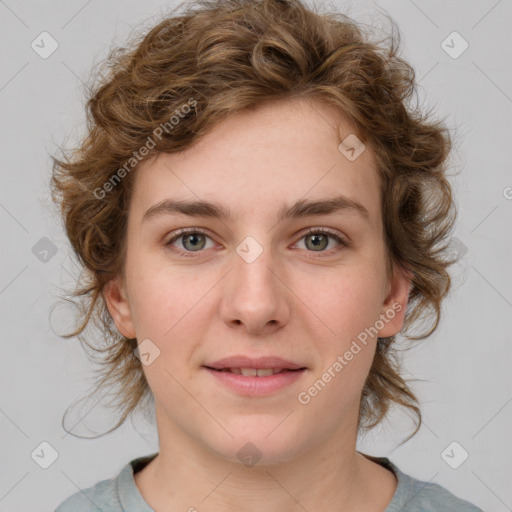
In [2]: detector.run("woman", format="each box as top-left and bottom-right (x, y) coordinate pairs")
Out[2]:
(52, 0), (482, 510)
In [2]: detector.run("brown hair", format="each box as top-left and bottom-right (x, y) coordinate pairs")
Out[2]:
(51, 0), (457, 442)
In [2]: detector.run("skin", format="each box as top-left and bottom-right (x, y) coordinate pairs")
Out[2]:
(104, 97), (412, 511)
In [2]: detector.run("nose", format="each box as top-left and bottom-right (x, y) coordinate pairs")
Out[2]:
(219, 241), (291, 336)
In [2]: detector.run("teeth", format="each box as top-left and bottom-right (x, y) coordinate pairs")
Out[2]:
(223, 368), (284, 376)
(240, 368), (258, 376)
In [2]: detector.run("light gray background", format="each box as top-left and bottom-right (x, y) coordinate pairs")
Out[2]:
(1, 0), (511, 510)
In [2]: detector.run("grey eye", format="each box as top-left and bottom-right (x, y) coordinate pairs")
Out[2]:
(304, 233), (330, 251)
(167, 231), (214, 252)
(181, 233), (207, 251)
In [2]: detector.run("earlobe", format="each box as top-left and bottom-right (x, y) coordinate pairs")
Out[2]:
(103, 275), (136, 339)
(377, 265), (413, 338)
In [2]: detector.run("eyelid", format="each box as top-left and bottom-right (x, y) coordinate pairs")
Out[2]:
(164, 226), (350, 254)
(298, 226), (348, 242)
(294, 226), (350, 251)
(164, 227), (214, 245)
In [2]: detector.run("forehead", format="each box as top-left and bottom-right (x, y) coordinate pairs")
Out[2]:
(130, 98), (381, 229)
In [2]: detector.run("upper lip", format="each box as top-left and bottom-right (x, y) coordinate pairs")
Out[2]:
(204, 356), (306, 370)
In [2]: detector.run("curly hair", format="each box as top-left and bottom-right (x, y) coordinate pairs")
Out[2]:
(50, 0), (457, 442)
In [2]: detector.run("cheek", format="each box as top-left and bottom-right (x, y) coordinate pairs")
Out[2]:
(125, 255), (206, 338)
(305, 263), (387, 340)
(126, 271), (205, 387)
(297, 263), (386, 391)
(124, 264), (225, 393)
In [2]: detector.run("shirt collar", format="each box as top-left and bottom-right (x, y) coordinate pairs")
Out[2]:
(118, 452), (413, 511)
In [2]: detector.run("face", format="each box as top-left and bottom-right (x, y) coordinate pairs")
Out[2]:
(104, 98), (410, 466)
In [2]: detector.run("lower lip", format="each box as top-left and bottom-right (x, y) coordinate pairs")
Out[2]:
(204, 368), (307, 396)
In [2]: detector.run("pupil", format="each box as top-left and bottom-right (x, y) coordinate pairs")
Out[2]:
(309, 234), (326, 250)
(184, 234), (205, 250)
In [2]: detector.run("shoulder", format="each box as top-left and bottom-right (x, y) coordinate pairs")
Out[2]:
(405, 478), (483, 511)
(388, 459), (484, 512)
(362, 454), (484, 512)
(54, 453), (158, 512)
(54, 473), (121, 512)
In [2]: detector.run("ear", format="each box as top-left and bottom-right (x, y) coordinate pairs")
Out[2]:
(377, 264), (413, 338)
(103, 275), (136, 339)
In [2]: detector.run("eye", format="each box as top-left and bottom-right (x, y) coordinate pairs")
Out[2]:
(165, 228), (216, 255)
(294, 227), (349, 254)
(164, 227), (349, 257)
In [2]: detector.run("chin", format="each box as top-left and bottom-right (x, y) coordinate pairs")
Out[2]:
(204, 420), (310, 467)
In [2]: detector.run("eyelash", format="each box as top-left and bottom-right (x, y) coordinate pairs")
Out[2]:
(164, 227), (349, 257)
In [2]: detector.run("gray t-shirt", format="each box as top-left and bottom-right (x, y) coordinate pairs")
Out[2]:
(55, 452), (484, 511)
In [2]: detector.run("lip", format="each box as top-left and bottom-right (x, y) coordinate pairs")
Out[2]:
(204, 367), (307, 396)
(204, 355), (306, 370)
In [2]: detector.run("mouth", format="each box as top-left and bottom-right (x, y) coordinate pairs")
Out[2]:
(204, 367), (306, 377)
(203, 365), (307, 395)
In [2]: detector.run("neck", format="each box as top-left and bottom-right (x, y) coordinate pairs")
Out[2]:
(134, 403), (396, 512)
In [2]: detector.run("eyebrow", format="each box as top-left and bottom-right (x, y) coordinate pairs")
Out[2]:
(142, 194), (370, 224)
